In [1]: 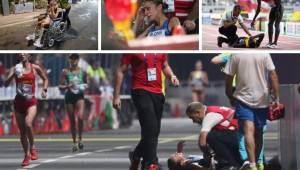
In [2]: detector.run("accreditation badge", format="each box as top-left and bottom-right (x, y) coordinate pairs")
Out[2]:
(147, 68), (157, 81)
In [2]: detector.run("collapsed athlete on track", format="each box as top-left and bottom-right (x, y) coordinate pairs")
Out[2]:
(232, 33), (265, 48)
(59, 54), (89, 152)
(5, 53), (48, 167)
(251, 0), (283, 48)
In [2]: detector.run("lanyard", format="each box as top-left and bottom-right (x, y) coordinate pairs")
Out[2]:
(143, 53), (158, 84)
(143, 53), (157, 68)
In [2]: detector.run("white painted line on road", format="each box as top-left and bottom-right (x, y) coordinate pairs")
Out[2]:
(59, 155), (75, 159)
(75, 152), (92, 156)
(23, 164), (40, 168)
(41, 159), (57, 163)
(16, 169), (27, 170)
(114, 145), (131, 150)
(94, 148), (113, 153)
(159, 139), (176, 144)
(182, 135), (198, 140)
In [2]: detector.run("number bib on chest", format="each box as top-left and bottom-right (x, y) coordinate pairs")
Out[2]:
(17, 83), (33, 96)
(147, 68), (157, 81)
(148, 29), (166, 37)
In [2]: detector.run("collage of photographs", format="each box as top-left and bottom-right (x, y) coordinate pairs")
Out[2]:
(0, 0), (299, 170)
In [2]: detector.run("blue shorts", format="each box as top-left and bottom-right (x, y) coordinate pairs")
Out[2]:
(235, 100), (268, 129)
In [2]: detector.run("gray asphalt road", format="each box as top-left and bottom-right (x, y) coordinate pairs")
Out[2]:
(0, 0), (98, 50)
(0, 118), (279, 170)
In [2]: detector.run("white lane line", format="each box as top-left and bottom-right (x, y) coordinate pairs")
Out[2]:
(59, 155), (75, 159)
(75, 152), (92, 156)
(16, 169), (27, 170)
(159, 139), (176, 144)
(114, 145), (131, 150)
(23, 164), (40, 168)
(94, 148), (113, 153)
(41, 159), (57, 163)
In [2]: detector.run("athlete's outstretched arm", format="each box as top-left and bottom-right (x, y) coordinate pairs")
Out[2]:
(240, 22), (252, 36)
(4, 67), (15, 87)
(251, 0), (261, 27)
(162, 59), (180, 86)
(113, 63), (129, 111)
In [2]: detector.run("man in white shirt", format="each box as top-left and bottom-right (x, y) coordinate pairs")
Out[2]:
(224, 54), (280, 170)
(218, 5), (252, 47)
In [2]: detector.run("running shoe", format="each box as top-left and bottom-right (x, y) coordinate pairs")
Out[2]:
(72, 143), (79, 152)
(265, 43), (274, 48)
(270, 43), (277, 49)
(257, 163), (264, 170)
(129, 151), (140, 170)
(33, 40), (43, 48)
(78, 142), (84, 150)
(148, 164), (158, 170)
(26, 34), (35, 41)
(21, 154), (31, 167)
(239, 161), (250, 170)
(30, 148), (38, 160)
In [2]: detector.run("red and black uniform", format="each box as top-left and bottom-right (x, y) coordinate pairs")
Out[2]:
(205, 106), (238, 131)
(204, 106), (242, 168)
(14, 64), (37, 114)
(121, 54), (167, 168)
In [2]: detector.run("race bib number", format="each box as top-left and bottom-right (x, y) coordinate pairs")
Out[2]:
(147, 68), (157, 81)
(163, 0), (175, 12)
(17, 83), (33, 96)
(148, 29), (166, 37)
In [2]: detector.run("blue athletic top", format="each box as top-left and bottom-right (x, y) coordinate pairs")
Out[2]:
(148, 20), (171, 37)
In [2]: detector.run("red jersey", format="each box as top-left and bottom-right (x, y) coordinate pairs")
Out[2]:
(14, 64), (37, 113)
(166, 0), (196, 23)
(205, 106), (238, 131)
(121, 54), (167, 94)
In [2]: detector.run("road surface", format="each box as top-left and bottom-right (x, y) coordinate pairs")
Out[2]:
(0, 118), (279, 170)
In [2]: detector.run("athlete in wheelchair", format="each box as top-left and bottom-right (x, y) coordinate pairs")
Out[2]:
(26, 0), (66, 48)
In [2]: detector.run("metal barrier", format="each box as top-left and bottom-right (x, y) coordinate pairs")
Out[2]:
(279, 84), (300, 170)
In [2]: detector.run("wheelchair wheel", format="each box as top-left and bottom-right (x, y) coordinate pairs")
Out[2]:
(48, 38), (55, 47)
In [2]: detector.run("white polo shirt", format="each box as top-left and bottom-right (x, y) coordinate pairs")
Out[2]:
(219, 10), (244, 27)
